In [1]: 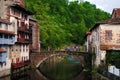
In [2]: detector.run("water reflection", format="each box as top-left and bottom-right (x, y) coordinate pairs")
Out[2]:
(39, 56), (83, 80)
(1, 56), (91, 80)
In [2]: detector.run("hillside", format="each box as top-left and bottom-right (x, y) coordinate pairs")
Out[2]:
(25, 0), (110, 49)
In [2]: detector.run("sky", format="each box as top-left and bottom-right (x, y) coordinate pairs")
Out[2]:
(69, 0), (120, 14)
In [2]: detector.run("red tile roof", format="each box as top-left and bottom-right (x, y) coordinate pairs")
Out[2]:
(0, 30), (15, 35)
(0, 48), (6, 52)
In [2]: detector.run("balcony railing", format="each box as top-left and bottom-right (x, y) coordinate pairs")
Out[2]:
(18, 27), (32, 33)
(25, 39), (32, 43)
(18, 26), (26, 32)
(0, 52), (7, 63)
(17, 38), (32, 43)
(0, 38), (14, 45)
(17, 38), (25, 43)
(11, 60), (30, 68)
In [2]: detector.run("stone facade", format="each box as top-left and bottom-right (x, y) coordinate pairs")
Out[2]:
(0, 0), (40, 77)
(85, 8), (120, 66)
(29, 17), (40, 52)
(0, 19), (15, 77)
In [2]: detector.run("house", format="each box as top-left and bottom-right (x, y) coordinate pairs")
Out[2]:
(0, 0), (40, 76)
(85, 8), (120, 66)
(9, 3), (32, 63)
(0, 19), (15, 75)
(84, 31), (92, 53)
(29, 17), (40, 53)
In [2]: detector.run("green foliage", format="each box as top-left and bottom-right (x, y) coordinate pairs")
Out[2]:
(106, 51), (120, 68)
(25, 0), (110, 49)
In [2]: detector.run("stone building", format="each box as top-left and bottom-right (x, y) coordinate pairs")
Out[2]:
(0, 19), (15, 76)
(29, 17), (40, 53)
(0, 0), (40, 77)
(85, 8), (120, 66)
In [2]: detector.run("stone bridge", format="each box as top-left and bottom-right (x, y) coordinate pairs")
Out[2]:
(30, 51), (92, 70)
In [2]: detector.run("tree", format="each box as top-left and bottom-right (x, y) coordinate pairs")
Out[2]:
(25, 0), (110, 49)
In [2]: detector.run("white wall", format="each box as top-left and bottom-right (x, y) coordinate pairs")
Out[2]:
(10, 17), (17, 42)
(108, 66), (120, 77)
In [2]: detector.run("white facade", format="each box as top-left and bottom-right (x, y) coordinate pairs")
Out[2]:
(108, 66), (120, 77)
(9, 44), (29, 63)
(0, 0), (32, 77)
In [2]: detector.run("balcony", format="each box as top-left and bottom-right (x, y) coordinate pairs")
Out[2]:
(18, 26), (26, 32)
(0, 38), (14, 45)
(0, 50), (7, 62)
(25, 39), (32, 44)
(17, 38), (25, 43)
(11, 60), (30, 68)
(26, 28), (32, 33)
(17, 38), (32, 44)
(18, 27), (32, 34)
(0, 31), (15, 45)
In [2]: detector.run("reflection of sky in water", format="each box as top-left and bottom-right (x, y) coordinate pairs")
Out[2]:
(67, 56), (80, 64)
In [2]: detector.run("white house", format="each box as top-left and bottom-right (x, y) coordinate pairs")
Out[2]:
(85, 8), (120, 66)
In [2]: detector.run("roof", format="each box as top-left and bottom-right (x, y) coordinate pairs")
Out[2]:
(90, 18), (120, 32)
(10, 4), (32, 15)
(0, 30), (15, 35)
(84, 8), (120, 39)
(0, 48), (6, 53)
(112, 8), (120, 18)
(29, 16), (37, 22)
(97, 18), (120, 24)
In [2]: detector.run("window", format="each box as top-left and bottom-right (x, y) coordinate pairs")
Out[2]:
(0, 23), (1, 28)
(9, 35), (13, 39)
(0, 34), (2, 38)
(4, 34), (8, 39)
(105, 30), (112, 40)
(4, 24), (8, 30)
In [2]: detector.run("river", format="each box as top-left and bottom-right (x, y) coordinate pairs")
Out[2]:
(0, 55), (91, 80)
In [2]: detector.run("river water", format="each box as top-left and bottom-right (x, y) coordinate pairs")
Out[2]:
(1, 55), (91, 80)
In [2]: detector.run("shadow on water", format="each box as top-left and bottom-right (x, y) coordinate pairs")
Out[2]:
(10, 71), (31, 80)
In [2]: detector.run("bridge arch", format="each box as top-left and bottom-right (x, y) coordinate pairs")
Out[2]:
(30, 51), (91, 70)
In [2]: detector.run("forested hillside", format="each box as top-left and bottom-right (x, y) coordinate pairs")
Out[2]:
(25, 0), (110, 49)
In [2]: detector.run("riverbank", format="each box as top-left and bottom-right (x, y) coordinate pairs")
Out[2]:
(93, 73), (110, 80)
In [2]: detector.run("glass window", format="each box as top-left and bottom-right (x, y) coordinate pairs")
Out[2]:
(0, 34), (2, 38)
(9, 35), (13, 39)
(105, 30), (112, 40)
(4, 34), (8, 39)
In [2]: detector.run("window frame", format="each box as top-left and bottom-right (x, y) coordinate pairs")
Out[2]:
(105, 30), (112, 40)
